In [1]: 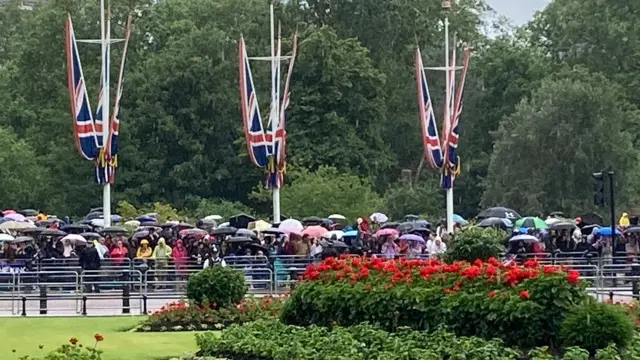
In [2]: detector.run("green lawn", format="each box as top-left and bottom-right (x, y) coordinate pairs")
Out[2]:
(0, 316), (211, 360)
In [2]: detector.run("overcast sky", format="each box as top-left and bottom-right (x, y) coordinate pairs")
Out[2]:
(487, 0), (551, 25)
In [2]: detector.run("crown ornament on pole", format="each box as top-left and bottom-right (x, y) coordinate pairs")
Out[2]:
(442, 0), (451, 10)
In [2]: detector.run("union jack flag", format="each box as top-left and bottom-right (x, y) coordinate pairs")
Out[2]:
(414, 46), (470, 189)
(65, 14), (100, 162)
(414, 47), (444, 169)
(238, 36), (269, 168)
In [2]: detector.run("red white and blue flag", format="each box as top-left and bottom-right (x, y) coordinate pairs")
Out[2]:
(414, 46), (470, 189)
(65, 14), (100, 162)
(414, 47), (444, 169)
(239, 36), (269, 168)
(65, 12), (132, 185)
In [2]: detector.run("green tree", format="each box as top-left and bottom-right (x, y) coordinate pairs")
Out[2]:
(0, 126), (50, 209)
(481, 69), (640, 215)
(251, 166), (382, 221)
(456, 35), (552, 217)
(382, 176), (443, 221)
(287, 26), (393, 181)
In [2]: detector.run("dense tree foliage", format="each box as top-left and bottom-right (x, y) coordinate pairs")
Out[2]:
(0, 0), (638, 220)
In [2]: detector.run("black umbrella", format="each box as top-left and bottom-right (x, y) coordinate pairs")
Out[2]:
(581, 224), (600, 235)
(132, 230), (149, 240)
(240, 243), (269, 254)
(624, 226), (640, 234)
(549, 221), (576, 231)
(61, 224), (91, 234)
(302, 216), (323, 225)
(477, 217), (512, 229)
(404, 214), (419, 222)
(84, 211), (103, 221)
(397, 222), (416, 233)
(321, 239), (349, 249)
(477, 207), (521, 220)
(21, 227), (47, 235)
(40, 229), (67, 237)
(101, 226), (128, 234)
(579, 212), (604, 226)
(229, 214), (256, 229)
(380, 222), (399, 230)
(173, 223), (194, 232)
(211, 227), (237, 235)
(140, 221), (159, 227)
(225, 236), (254, 244)
(19, 209), (38, 216)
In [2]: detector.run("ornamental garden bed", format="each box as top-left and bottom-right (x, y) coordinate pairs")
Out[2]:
(282, 256), (587, 348)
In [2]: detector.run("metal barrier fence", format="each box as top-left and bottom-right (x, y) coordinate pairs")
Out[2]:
(2, 253), (640, 316)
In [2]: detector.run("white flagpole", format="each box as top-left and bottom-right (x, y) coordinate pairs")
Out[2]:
(101, 0), (111, 227)
(269, 3), (281, 223)
(443, 1), (454, 234)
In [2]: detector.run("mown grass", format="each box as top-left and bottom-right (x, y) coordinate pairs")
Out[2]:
(0, 316), (212, 360)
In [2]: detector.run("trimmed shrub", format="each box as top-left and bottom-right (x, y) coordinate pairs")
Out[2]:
(282, 256), (587, 348)
(186, 266), (246, 308)
(559, 299), (634, 353)
(445, 227), (506, 262)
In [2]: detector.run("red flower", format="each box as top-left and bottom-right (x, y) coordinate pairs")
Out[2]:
(460, 265), (481, 279)
(390, 272), (404, 283)
(94, 334), (104, 342)
(519, 290), (530, 299)
(523, 259), (539, 268)
(488, 290), (495, 298)
(566, 270), (580, 284)
(443, 288), (451, 294)
(358, 267), (370, 278)
(484, 265), (497, 277)
(473, 259), (483, 267)
(487, 257), (500, 267)
(69, 337), (78, 345)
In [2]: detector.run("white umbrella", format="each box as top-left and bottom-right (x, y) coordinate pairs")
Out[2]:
(61, 234), (88, 245)
(91, 218), (105, 228)
(0, 233), (15, 242)
(370, 212), (389, 223)
(0, 221), (35, 230)
(204, 215), (224, 221)
(279, 219), (304, 234)
(509, 234), (539, 243)
(124, 220), (140, 227)
(322, 230), (344, 240)
(328, 214), (346, 221)
(217, 222), (230, 228)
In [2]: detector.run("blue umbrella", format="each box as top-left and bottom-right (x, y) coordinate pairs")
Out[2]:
(452, 214), (467, 224)
(111, 215), (122, 223)
(594, 227), (621, 236)
(343, 230), (358, 237)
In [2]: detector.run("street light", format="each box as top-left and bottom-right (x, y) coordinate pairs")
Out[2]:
(592, 170), (616, 251)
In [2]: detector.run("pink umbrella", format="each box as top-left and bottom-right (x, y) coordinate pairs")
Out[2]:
(302, 225), (328, 238)
(2, 210), (16, 215)
(375, 228), (399, 237)
(3, 213), (26, 222)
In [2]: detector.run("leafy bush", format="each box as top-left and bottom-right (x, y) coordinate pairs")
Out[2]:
(138, 298), (283, 332)
(186, 266), (247, 307)
(559, 299), (634, 353)
(282, 256), (586, 348)
(196, 319), (629, 360)
(445, 227), (506, 262)
(16, 335), (104, 360)
(197, 320), (523, 360)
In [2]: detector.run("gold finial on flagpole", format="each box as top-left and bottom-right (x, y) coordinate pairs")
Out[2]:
(442, 0), (451, 10)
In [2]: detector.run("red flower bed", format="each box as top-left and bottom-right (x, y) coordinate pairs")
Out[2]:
(140, 297), (284, 332)
(282, 256), (587, 348)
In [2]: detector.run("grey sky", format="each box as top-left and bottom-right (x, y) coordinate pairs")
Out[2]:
(487, 0), (551, 25)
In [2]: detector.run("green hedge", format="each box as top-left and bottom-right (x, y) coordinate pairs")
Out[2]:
(281, 256), (587, 348)
(195, 320), (633, 360)
(186, 266), (247, 308)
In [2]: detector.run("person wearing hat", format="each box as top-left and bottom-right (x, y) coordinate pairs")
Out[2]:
(619, 212), (630, 227)
(136, 239), (153, 258)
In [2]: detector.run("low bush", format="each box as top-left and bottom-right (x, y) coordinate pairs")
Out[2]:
(139, 297), (283, 332)
(186, 266), (247, 307)
(15, 335), (104, 360)
(282, 256), (587, 348)
(445, 227), (506, 262)
(559, 299), (635, 353)
(196, 319), (634, 360)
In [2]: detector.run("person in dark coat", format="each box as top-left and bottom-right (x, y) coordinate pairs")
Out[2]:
(79, 243), (101, 293)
